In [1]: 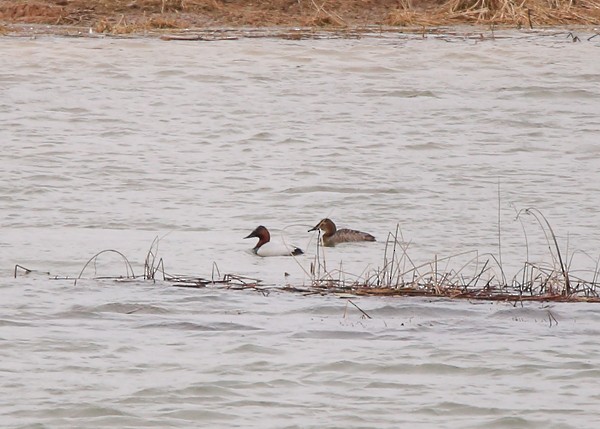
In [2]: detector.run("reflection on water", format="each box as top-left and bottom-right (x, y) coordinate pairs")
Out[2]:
(1, 30), (600, 428)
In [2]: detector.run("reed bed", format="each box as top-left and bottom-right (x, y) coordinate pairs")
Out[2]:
(13, 209), (600, 303)
(305, 209), (600, 302)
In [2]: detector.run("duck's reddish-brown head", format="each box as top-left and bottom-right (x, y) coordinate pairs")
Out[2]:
(244, 225), (271, 249)
(308, 218), (336, 234)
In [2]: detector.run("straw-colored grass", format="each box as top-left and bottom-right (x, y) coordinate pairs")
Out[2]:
(444, 0), (600, 26)
(1, 0), (598, 34)
(303, 209), (600, 303)
(92, 15), (183, 34)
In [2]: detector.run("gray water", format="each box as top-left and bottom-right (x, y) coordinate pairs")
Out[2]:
(1, 29), (600, 428)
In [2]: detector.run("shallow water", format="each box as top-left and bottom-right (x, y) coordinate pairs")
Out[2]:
(1, 29), (600, 428)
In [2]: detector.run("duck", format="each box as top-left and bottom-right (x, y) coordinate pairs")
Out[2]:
(308, 218), (376, 247)
(244, 225), (304, 257)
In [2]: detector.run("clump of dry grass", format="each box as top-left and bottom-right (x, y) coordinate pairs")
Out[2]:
(385, 0), (442, 27)
(0, 1), (63, 24)
(384, 0), (600, 27)
(92, 14), (184, 34)
(300, 0), (347, 27)
(306, 210), (600, 303)
(443, 0), (600, 26)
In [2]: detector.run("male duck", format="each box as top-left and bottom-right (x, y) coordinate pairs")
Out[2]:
(308, 218), (375, 247)
(245, 225), (304, 257)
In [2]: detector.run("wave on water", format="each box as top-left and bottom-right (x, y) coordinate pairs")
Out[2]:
(137, 321), (262, 331)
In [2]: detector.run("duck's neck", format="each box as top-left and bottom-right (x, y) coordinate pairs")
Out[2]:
(323, 222), (337, 238)
(254, 234), (270, 251)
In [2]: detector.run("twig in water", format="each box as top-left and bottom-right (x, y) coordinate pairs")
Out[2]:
(593, 254), (600, 287)
(14, 264), (31, 278)
(14, 264), (51, 278)
(467, 259), (489, 289)
(347, 299), (372, 319)
(74, 249), (136, 286)
(434, 254), (438, 288)
(389, 224), (400, 284)
(521, 208), (571, 295)
(512, 203), (530, 271)
(144, 236), (160, 280)
(211, 262), (221, 283)
(152, 258), (165, 281)
(497, 178), (506, 285)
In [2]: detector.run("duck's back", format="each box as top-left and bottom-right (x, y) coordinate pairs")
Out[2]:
(324, 228), (376, 246)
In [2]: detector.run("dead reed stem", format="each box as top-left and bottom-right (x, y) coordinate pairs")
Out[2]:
(347, 299), (372, 319)
(518, 208), (571, 294)
(14, 264), (50, 278)
(74, 249), (136, 286)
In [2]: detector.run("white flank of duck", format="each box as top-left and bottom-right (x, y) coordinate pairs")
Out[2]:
(244, 225), (304, 257)
(308, 218), (376, 247)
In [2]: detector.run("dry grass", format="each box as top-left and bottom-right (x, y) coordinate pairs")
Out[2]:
(92, 15), (184, 34)
(0, 0), (598, 34)
(385, 0), (444, 26)
(304, 210), (600, 303)
(443, 0), (600, 26)
(384, 0), (600, 27)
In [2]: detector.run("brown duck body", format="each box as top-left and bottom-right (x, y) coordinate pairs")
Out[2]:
(309, 218), (375, 247)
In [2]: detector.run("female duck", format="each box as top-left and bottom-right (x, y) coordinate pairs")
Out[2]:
(308, 218), (375, 247)
(245, 225), (304, 257)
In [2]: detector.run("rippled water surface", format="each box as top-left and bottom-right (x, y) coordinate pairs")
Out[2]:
(1, 30), (600, 428)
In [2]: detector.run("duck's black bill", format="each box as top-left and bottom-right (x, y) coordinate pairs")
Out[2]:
(308, 226), (318, 232)
(244, 232), (256, 239)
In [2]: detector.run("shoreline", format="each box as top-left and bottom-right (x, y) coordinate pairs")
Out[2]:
(1, 0), (599, 38)
(2, 22), (599, 41)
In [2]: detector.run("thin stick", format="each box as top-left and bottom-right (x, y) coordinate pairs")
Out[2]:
(389, 224), (400, 284)
(524, 208), (571, 294)
(14, 264), (31, 278)
(347, 299), (372, 319)
(211, 262), (221, 282)
(74, 249), (136, 286)
(497, 177), (506, 284)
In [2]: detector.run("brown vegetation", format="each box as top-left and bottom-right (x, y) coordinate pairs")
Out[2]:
(0, 0), (599, 35)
